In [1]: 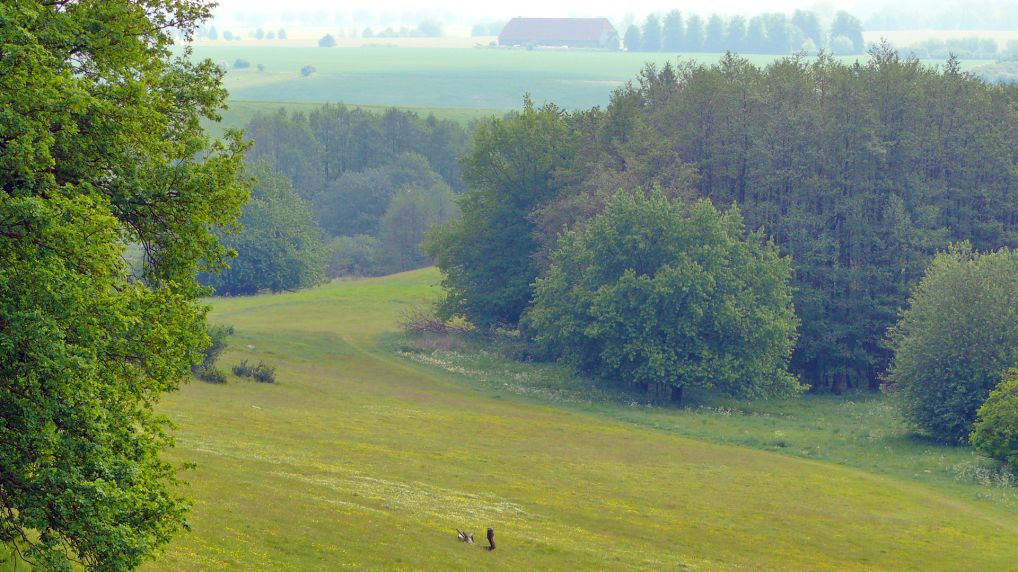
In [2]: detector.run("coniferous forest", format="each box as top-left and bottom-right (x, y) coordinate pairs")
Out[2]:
(428, 47), (1018, 393)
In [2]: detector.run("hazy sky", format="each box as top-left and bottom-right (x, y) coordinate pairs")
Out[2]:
(210, 0), (851, 21)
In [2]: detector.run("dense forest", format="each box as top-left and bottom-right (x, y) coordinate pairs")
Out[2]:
(428, 46), (1018, 393)
(229, 104), (470, 280)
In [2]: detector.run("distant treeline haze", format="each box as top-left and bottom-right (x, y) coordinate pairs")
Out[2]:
(243, 105), (470, 277)
(624, 10), (864, 55)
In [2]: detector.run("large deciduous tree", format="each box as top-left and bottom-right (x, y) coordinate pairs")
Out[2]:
(426, 98), (573, 327)
(885, 245), (1018, 443)
(203, 163), (325, 295)
(0, 1), (248, 568)
(526, 191), (801, 402)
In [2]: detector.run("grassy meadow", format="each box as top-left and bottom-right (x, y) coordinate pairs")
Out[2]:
(206, 100), (503, 139)
(131, 268), (1018, 570)
(183, 46), (994, 112)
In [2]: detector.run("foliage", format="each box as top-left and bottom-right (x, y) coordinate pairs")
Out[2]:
(244, 105), (468, 201)
(886, 245), (1018, 443)
(379, 184), (458, 273)
(399, 306), (474, 336)
(300, 64), (316, 77)
(526, 191), (801, 401)
(325, 235), (386, 278)
(624, 8), (864, 54)
(549, 50), (1018, 391)
(313, 153), (450, 237)
(623, 25), (641, 52)
(202, 163), (325, 295)
(971, 368), (1018, 466)
(233, 58), (251, 69)
(231, 360), (277, 383)
(0, 0), (249, 569)
(830, 11), (865, 54)
(425, 98), (574, 327)
(318, 34), (337, 48)
(192, 325), (234, 383)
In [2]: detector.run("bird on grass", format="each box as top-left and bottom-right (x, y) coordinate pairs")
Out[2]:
(456, 527), (496, 551)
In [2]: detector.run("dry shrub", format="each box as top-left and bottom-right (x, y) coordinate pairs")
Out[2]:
(399, 306), (473, 336)
(413, 335), (464, 351)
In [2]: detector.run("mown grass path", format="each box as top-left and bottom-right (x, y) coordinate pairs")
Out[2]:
(146, 269), (1018, 570)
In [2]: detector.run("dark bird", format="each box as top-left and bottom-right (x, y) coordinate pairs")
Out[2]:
(456, 529), (474, 544)
(485, 527), (495, 551)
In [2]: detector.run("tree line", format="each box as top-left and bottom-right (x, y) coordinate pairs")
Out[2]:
(427, 47), (1018, 396)
(204, 104), (471, 294)
(623, 10), (865, 55)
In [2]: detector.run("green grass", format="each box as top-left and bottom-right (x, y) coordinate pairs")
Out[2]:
(183, 46), (995, 112)
(135, 267), (1018, 570)
(395, 342), (1018, 505)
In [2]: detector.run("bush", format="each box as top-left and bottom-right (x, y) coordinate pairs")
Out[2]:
(399, 306), (474, 336)
(201, 162), (325, 295)
(971, 368), (1018, 466)
(526, 191), (802, 403)
(886, 245), (1018, 443)
(192, 324), (233, 383)
(231, 359), (253, 377)
(252, 362), (277, 383)
(318, 34), (337, 47)
(325, 235), (385, 277)
(194, 365), (227, 384)
(233, 359), (277, 383)
(300, 65), (316, 77)
(233, 58), (250, 69)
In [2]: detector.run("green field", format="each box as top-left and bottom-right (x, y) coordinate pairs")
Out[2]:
(184, 46), (994, 112)
(206, 100), (502, 139)
(130, 268), (1018, 570)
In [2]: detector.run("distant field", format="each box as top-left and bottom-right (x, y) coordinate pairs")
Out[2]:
(133, 268), (1018, 570)
(184, 46), (994, 112)
(206, 100), (502, 138)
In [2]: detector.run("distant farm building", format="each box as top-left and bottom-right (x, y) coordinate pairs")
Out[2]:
(498, 18), (619, 49)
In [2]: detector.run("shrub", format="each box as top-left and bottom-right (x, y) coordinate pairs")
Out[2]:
(325, 234), (385, 277)
(318, 34), (337, 47)
(201, 162), (325, 295)
(232, 359), (254, 378)
(252, 362), (276, 383)
(399, 306), (473, 336)
(232, 359), (276, 383)
(233, 58), (250, 69)
(971, 368), (1018, 466)
(526, 191), (802, 403)
(300, 65), (316, 77)
(193, 365), (227, 384)
(886, 245), (1018, 443)
(192, 324), (233, 382)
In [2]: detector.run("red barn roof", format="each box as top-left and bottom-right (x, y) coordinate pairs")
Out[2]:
(498, 17), (618, 48)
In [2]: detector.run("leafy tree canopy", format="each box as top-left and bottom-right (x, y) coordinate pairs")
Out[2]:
(971, 368), (1018, 466)
(526, 191), (802, 402)
(426, 98), (574, 327)
(886, 245), (1018, 443)
(0, 0), (248, 568)
(203, 162), (325, 295)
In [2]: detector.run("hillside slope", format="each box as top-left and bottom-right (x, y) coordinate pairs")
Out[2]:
(146, 269), (1018, 570)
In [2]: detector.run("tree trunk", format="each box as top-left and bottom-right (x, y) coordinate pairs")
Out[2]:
(670, 385), (683, 404)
